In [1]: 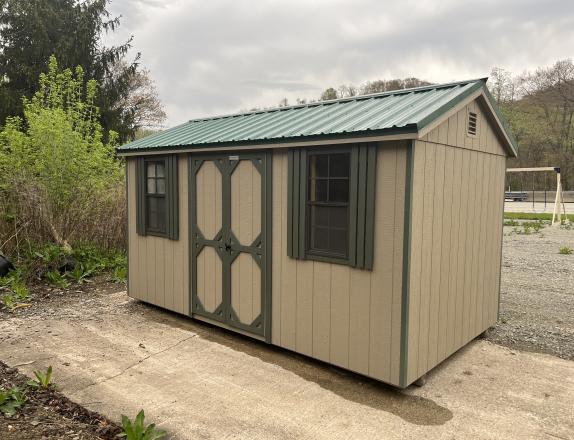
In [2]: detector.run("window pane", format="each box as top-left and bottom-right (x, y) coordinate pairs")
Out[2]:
(156, 163), (165, 178)
(147, 163), (156, 178)
(309, 179), (328, 202)
(329, 153), (349, 177)
(156, 198), (166, 231)
(156, 178), (166, 194)
(310, 206), (329, 227)
(311, 227), (329, 250)
(329, 179), (349, 202)
(329, 206), (348, 229)
(310, 154), (328, 178)
(329, 229), (347, 255)
(147, 178), (156, 194)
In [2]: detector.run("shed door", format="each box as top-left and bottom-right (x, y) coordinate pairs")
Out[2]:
(190, 152), (271, 339)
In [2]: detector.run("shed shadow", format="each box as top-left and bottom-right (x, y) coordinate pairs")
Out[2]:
(132, 301), (453, 427)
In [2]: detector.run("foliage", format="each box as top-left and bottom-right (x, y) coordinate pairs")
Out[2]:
(490, 60), (574, 190)
(558, 246), (573, 255)
(0, 269), (29, 311)
(504, 212), (574, 222)
(0, 56), (125, 254)
(319, 77), (431, 101)
(27, 366), (53, 390)
(0, 0), (140, 142)
(44, 270), (70, 289)
(118, 410), (167, 440)
(0, 386), (27, 416)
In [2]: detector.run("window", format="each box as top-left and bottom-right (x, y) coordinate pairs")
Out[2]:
(135, 155), (179, 240)
(307, 152), (350, 258)
(287, 143), (377, 270)
(145, 160), (167, 234)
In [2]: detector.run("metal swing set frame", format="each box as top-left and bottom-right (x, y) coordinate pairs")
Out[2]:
(506, 167), (567, 225)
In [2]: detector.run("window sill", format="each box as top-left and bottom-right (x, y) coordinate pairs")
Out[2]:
(303, 252), (349, 266)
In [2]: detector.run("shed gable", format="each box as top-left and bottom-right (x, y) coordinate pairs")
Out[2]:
(421, 98), (508, 156)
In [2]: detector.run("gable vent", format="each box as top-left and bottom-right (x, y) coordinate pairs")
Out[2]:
(467, 111), (478, 136)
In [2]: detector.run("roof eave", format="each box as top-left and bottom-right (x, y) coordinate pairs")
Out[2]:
(116, 125), (419, 156)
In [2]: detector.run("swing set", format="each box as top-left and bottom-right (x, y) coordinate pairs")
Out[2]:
(505, 167), (567, 225)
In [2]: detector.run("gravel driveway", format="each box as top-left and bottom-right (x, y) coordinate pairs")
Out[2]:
(487, 223), (574, 359)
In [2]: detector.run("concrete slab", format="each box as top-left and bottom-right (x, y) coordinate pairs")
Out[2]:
(1, 289), (573, 440)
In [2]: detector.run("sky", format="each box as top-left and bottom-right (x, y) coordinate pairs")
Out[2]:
(104, 0), (574, 126)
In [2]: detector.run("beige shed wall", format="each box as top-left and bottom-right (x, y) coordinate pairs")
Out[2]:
(271, 141), (407, 386)
(127, 155), (190, 315)
(406, 99), (507, 385)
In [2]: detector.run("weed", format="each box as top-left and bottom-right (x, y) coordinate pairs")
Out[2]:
(44, 270), (70, 289)
(505, 212), (574, 222)
(559, 246), (573, 255)
(111, 265), (127, 283)
(118, 410), (167, 440)
(503, 219), (519, 227)
(66, 263), (98, 284)
(27, 366), (53, 390)
(1, 293), (16, 311)
(0, 386), (27, 416)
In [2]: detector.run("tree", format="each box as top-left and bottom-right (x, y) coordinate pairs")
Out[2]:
(111, 61), (166, 131)
(0, 0), (138, 141)
(0, 56), (123, 250)
(320, 87), (338, 101)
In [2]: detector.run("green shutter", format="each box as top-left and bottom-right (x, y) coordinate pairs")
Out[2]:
(166, 155), (179, 240)
(287, 149), (306, 258)
(287, 144), (377, 269)
(135, 157), (146, 236)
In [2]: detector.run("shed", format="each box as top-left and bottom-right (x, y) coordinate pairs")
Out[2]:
(117, 78), (517, 388)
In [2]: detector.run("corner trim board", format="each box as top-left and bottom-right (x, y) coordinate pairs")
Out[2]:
(399, 140), (415, 388)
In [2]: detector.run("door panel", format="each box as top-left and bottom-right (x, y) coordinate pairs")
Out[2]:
(191, 153), (271, 339)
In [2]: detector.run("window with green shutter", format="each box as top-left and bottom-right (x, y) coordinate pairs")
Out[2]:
(288, 143), (377, 269)
(135, 155), (179, 240)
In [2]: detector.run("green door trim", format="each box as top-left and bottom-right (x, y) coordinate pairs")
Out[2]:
(189, 151), (273, 342)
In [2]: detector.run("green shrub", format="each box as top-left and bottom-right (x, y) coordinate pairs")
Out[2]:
(559, 246), (573, 255)
(0, 386), (27, 416)
(119, 410), (166, 440)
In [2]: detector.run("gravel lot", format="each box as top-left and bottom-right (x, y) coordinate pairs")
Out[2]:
(487, 222), (574, 360)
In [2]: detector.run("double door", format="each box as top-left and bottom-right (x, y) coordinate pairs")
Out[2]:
(190, 152), (271, 339)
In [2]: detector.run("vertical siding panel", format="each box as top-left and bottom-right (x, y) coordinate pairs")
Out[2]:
(476, 154), (490, 334)
(466, 151), (479, 341)
(456, 106), (466, 148)
(368, 144), (395, 381)
(330, 265), (350, 368)
(457, 149), (471, 348)
(427, 143), (445, 368)
(272, 152), (284, 344)
(390, 146), (406, 384)
(349, 269), (371, 375)
(296, 261), (314, 356)
(127, 160), (139, 300)
(447, 148), (463, 354)
(312, 262), (331, 362)
(438, 116), (449, 144)
(437, 146), (454, 362)
(406, 142), (425, 383)
(447, 114), (458, 146)
(417, 142), (435, 376)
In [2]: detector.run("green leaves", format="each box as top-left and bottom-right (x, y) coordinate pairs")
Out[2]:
(118, 410), (167, 440)
(27, 366), (53, 390)
(44, 271), (70, 289)
(0, 386), (27, 416)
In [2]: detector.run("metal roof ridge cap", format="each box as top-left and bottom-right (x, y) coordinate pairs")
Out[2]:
(182, 78), (488, 124)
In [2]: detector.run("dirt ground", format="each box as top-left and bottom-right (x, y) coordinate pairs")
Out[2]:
(487, 223), (574, 360)
(0, 226), (573, 439)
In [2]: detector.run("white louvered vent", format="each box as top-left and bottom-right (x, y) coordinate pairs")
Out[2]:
(467, 111), (478, 136)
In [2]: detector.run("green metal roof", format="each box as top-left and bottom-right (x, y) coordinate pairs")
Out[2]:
(118, 78), (517, 155)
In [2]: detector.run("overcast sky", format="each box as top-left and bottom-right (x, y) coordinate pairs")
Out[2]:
(104, 0), (574, 126)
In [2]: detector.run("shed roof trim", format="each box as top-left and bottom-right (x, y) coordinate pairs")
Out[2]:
(118, 78), (517, 155)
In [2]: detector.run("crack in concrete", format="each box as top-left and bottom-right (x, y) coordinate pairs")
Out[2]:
(73, 333), (198, 397)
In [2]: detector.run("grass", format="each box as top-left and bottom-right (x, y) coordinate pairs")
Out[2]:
(504, 212), (574, 222)
(559, 246), (573, 255)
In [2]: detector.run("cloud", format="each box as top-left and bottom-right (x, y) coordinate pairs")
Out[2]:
(104, 0), (574, 125)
